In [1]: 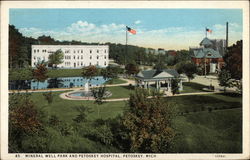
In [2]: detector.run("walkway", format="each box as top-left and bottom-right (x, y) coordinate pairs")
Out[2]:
(60, 89), (223, 102)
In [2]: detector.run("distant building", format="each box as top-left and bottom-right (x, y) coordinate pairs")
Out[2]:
(145, 48), (166, 55)
(189, 37), (225, 73)
(31, 45), (109, 68)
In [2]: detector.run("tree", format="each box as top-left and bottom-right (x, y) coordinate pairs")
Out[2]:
(171, 78), (180, 95)
(82, 65), (98, 80)
(9, 25), (28, 68)
(100, 65), (120, 83)
(223, 40), (242, 80)
(9, 93), (42, 152)
(42, 91), (54, 104)
(33, 62), (48, 89)
(154, 59), (166, 71)
(121, 88), (176, 153)
(48, 49), (64, 68)
(182, 63), (197, 82)
(91, 85), (107, 117)
(218, 69), (232, 92)
(73, 105), (91, 123)
(125, 63), (139, 77)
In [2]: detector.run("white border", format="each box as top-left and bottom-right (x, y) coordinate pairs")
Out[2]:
(1, 1), (249, 160)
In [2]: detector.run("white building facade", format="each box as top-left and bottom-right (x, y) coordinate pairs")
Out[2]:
(31, 45), (109, 68)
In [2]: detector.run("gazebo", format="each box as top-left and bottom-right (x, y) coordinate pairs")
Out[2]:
(135, 69), (183, 91)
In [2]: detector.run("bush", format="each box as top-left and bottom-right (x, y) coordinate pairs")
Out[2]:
(208, 107), (213, 113)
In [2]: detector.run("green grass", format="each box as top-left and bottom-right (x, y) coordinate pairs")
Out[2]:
(47, 69), (83, 78)
(181, 82), (208, 93)
(104, 78), (127, 85)
(172, 108), (242, 153)
(30, 91), (127, 122)
(165, 93), (242, 113)
(16, 91), (242, 153)
(106, 86), (134, 99)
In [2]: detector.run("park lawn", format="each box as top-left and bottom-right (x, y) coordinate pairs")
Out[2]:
(104, 78), (127, 85)
(30, 91), (127, 123)
(47, 69), (82, 78)
(165, 93), (242, 114)
(181, 82), (208, 93)
(172, 108), (242, 153)
(24, 91), (242, 153)
(106, 85), (134, 99)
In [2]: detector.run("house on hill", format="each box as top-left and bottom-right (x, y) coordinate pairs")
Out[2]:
(135, 69), (183, 91)
(189, 37), (225, 73)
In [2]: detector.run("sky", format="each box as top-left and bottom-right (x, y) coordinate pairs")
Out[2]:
(10, 9), (243, 50)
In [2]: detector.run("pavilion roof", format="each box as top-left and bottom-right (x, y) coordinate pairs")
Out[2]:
(136, 69), (179, 80)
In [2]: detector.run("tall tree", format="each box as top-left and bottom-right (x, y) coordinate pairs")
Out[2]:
(91, 85), (107, 117)
(171, 78), (180, 95)
(223, 40), (242, 80)
(48, 49), (64, 69)
(182, 63), (197, 82)
(121, 88), (176, 153)
(9, 25), (27, 68)
(125, 63), (139, 77)
(33, 62), (48, 89)
(218, 69), (232, 92)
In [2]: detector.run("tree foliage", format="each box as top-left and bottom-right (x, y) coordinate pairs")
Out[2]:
(48, 49), (64, 68)
(42, 91), (54, 104)
(33, 62), (48, 80)
(82, 65), (98, 80)
(125, 63), (139, 76)
(223, 40), (242, 79)
(171, 78), (180, 95)
(121, 88), (176, 153)
(100, 65), (120, 80)
(218, 69), (232, 92)
(182, 63), (197, 81)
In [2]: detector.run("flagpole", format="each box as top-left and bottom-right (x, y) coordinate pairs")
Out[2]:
(125, 27), (128, 66)
(205, 27), (207, 38)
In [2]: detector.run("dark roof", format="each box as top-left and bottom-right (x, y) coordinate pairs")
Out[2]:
(200, 37), (213, 46)
(191, 48), (222, 58)
(136, 69), (179, 79)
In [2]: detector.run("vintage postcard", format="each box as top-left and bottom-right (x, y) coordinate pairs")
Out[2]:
(1, 1), (249, 160)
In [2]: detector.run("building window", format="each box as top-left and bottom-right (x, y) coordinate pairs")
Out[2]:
(89, 62), (91, 65)
(90, 56), (92, 59)
(34, 50), (36, 53)
(74, 50), (76, 53)
(97, 56), (99, 59)
(81, 50), (83, 53)
(97, 50), (99, 53)
(34, 57), (36, 60)
(90, 50), (92, 53)
(37, 49), (39, 52)
(97, 61), (99, 65)
(81, 62), (83, 66)
(74, 56), (75, 59)
(104, 55), (106, 59)
(104, 61), (107, 65)
(77, 56), (79, 59)
(81, 55), (83, 59)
